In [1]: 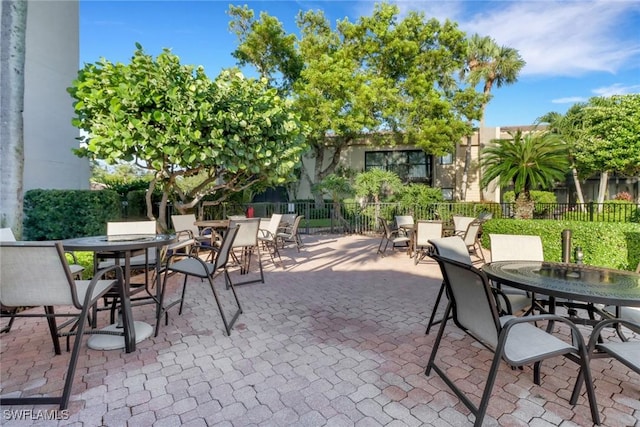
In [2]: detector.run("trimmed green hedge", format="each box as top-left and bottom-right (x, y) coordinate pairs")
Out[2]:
(480, 219), (640, 271)
(24, 189), (121, 240)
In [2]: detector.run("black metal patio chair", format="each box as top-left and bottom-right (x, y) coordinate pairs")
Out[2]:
(425, 236), (600, 426)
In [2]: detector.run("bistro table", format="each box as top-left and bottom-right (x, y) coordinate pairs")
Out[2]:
(483, 261), (640, 329)
(194, 219), (230, 232)
(62, 233), (176, 350)
(484, 260), (640, 385)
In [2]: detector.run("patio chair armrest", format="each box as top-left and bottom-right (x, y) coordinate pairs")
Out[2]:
(500, 313), (587, 346)
(164, 251), (214, 276)
(77, 264), (124, 307)
(258, 229), (274, 239)
(588, 318), (640, 348)
(175, 229), (194, 239)
(502, 313), (575, 328)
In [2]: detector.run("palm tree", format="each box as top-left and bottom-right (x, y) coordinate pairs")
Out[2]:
(481, 130), (569, 219)
(460, 35), (526, 201)
(536, 109), (587, 207)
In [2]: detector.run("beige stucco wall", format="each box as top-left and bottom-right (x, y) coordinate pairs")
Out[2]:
(23, 0), (89, 191)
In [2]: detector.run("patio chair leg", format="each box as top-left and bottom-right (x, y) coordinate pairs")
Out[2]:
(45, 306), (62, 355)
(206, 273), (240, 336)
(1, 310), (16, 333)
(425, 302), (452, 376)
(426, 281), (448, 335)
(569, 354), (601, 424)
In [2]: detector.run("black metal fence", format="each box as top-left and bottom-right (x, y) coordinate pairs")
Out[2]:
(197, 201), (640, 235)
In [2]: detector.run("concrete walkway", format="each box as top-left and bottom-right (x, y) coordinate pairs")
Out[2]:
(1, 235), (638, 426)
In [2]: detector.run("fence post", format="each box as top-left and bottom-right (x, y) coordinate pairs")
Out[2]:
(561, 229), (572, 263)
(588, 201), (594, 222)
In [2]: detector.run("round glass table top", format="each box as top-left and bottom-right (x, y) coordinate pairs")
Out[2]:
(483, 261), (640, 307)
(62, 234), (176, 252)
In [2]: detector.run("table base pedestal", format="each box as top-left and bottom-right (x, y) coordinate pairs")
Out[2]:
(87, 321), (153, 350)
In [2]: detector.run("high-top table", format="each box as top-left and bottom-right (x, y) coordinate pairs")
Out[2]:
(62, 234), (176, 350)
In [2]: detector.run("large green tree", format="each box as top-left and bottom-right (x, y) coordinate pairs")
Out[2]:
(539, 94), (640, 206)
(0, 0), (27, 237)
(460, 34), (525, 201)
(229, 3), (484, 202)
(481, 130), (569, 219)
(69, 45), (307, 230)
(573, 94), (640, 205)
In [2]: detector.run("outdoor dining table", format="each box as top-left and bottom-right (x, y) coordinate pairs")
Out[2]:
(483, 261), (640, 332)
(194, 219), (230, 230)
(62, 233), (176, 351)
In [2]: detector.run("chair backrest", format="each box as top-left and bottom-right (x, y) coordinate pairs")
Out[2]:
(432, 252), (501, 350)
(452, 215), (476, 234)
(281, 213), (297, 227)
(107, 220), (157, 236)
(289, 215), (304, 234)
(428, 236), (472, 265)
(395, 215), (414, 228)
(462, 220), (482, 246)
(229, 218), (260, 248)
(378, 217), (392, 238)
(489, 234), (544, 262)
(171, 214), (200, 237)
(0, 228), (16, 241)
(477, 211), (493, 221)
(213, 225), (240, 270)
(0, 242), (77, 307)
(264, 213), (283, 236)
(415, 220), (443, 246)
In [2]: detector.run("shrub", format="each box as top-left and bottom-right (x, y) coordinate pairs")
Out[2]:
(24, 189), (121, 240)
(502, 190), (557, 204)
(125, 189), (163, 219)
(613, 191), (633, 202)
(480, 219), (640, 270)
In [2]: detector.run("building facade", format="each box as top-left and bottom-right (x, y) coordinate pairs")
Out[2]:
(23, 0), (88, 191)
(293, 125), (640, 204)
(294, 128), (502, 203)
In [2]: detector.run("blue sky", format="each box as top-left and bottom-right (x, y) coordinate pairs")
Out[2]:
(80, 0), (640, 127)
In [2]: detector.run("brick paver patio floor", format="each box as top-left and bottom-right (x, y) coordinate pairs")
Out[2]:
(1, 235), (638, 426)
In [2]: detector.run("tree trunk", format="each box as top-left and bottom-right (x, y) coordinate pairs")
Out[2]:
(596, 171), (609, 213)
(309, 142), (344, 207)
(514, 191), (534, 219)
(311, 147), (325, 206)
(460, 134), (471, 201)
(0, 1), (27, 238)
(571, 167), (586, 211)
(332, 200), (351, 233)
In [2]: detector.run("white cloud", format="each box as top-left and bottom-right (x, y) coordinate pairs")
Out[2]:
(461, 1), (640, 77)
(549, 82), (639, 105)
(592, 83), (640, 96)
(552, 96), (587, 104)
(377, 1), (640, 77)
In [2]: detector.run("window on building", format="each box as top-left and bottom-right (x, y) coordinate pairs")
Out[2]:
(441, 188), (454, 200)
(364, 150), (432, 184)
(440, 153), (453, 165)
